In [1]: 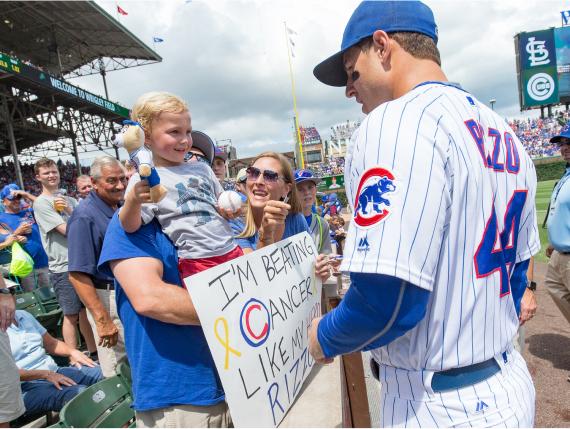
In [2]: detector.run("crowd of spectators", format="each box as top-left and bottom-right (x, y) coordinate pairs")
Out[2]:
(300, 126), (322, 145)
(330, 120), (361, 141)
(0, 160), (89, 200)
(308, 156), (345, 177)
(1, 112), (569, 203)
(509, 111), (570, 159)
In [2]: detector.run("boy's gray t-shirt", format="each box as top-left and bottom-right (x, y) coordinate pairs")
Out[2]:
(33, 194), (78, 273)
(126, 163), (236, 259)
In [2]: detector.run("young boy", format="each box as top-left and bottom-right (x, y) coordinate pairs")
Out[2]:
(119, 92), (242, 279)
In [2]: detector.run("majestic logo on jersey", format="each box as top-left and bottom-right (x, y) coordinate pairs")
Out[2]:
(357, 236), (370, 252)
(353, 167), (396, 228)
(474, 400), (489, 414)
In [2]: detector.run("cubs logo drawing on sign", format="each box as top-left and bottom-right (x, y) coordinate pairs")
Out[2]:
(239, 298), (271, 347)
(354, 167), (396, 228)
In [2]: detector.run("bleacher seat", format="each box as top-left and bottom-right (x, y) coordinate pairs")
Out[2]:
(15, 290), (63, 338)
(56, 375), (135, 428)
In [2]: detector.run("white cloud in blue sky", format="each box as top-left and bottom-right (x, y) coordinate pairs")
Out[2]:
(75, 0), (570, 159)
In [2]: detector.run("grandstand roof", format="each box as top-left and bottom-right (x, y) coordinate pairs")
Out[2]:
(0, 1), (161, 77)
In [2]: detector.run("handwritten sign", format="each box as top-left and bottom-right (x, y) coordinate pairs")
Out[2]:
(184, 232), (322, 427)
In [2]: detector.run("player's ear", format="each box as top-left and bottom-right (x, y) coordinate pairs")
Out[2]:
(372, 30), (391, 63)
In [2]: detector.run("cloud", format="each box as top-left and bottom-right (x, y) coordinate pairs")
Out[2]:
(83, 0), (570, 158)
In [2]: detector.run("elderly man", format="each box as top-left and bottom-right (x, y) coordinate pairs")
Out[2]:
(545, 126), (570, 333)
(0, 184), (49, 291)
(33, 158), (96, 356)
(0, 279), (24, 427)
(75, 175), (93, 200)
(68, 156), (128, 377)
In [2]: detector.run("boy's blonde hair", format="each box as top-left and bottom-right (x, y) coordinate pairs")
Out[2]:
(130, 92), (188, 133)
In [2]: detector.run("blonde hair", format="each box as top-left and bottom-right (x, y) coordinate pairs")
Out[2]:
(237, 152), (302, 239)
(130, 91), (188, 134)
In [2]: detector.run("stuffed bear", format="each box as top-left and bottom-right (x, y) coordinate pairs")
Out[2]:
(112, 120), (167, 203)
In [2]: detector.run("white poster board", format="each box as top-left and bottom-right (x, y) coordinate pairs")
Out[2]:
(184, 232), (322, 427)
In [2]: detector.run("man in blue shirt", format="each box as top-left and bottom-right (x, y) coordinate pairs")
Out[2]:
(68, 156), (128, 377)
(0, 184), (49, 291)
(98, 214), (230, 427)
(545, 126), (570, 332)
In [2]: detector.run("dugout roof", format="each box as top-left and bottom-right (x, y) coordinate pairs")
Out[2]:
(0, 1), (161, 77)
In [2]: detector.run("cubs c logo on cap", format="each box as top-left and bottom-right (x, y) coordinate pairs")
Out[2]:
(353, 167), (397, 228)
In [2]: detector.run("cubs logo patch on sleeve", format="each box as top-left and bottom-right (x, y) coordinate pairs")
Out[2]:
(353, 167), (397, 228)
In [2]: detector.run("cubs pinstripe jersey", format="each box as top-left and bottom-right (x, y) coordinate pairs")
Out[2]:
(340, 82), (540, 371)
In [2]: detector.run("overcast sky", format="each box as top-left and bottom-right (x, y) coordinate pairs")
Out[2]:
(73, 0), (570, 159)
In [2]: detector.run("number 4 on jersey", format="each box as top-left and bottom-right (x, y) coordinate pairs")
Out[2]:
(474, 191), (527, 297)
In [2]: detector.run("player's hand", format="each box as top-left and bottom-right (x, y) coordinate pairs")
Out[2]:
(69, 349), (96, 368)
(519, 287), (537, 326)
(0, 294), (15, 332)
(96, 318), (119, 348)
(128, 180), (152, 205)
(45, 371), (76, 390)
(308, 316), (334, 365)
(216, 206), (242, 221)
(546, 244), (554, 258)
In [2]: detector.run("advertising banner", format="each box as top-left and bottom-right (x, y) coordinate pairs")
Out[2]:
(0, 52), (129, 117)
(517, 29), (559, 108)
(317, 174), (344, 192)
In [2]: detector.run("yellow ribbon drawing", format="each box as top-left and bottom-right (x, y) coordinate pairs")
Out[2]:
(214, 317), (241, 370)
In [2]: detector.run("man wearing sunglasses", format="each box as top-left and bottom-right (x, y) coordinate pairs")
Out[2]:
(185, 131), (215, 166)
(0, 184), (49, 291)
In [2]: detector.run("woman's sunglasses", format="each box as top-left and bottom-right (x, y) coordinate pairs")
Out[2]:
(185, 152), (211, 165)
(246, 166), (284, 183)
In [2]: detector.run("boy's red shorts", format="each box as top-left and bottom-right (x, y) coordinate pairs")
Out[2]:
(178, 246), (244, 284)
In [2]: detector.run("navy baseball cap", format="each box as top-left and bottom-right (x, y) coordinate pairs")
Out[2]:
(1, 184), (20, 200)
(313, 0), (438, 87)
(550, 123), (570, 144)
(294, 169), (321, 185)
(214, 146), (228, 162)
(190, 130), (215, 164)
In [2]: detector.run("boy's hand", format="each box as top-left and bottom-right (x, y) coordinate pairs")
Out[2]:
(128, 180), (152, 204)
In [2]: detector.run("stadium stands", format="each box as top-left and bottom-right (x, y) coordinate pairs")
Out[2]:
(0, 161), (89, 199)
(508, 112), (569, 159)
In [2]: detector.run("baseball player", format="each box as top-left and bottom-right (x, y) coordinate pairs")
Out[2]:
(308, 1), (539, 427)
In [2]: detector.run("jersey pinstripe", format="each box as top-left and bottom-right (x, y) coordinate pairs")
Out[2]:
(340, 83), (540, 371)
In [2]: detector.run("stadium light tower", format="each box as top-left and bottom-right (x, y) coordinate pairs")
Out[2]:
(490, 98), (496, 111)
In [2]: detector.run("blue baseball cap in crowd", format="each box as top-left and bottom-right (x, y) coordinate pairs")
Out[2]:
(313, 0), (438, 87)
(190, 130), (215, 164)
(294, 169), (321, 185)
(214, 146), (228, 162)
(550, 123), (570, 144)
(1, 183), (20, 200)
